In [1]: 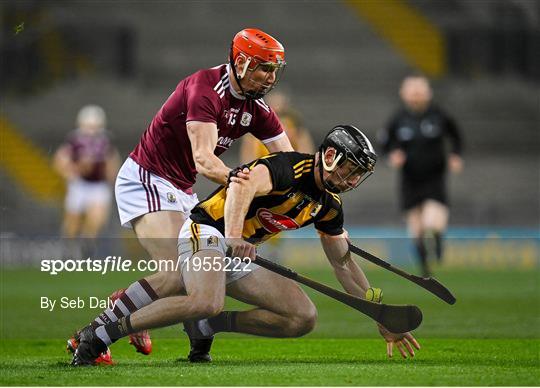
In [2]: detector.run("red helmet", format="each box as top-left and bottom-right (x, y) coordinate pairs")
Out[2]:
(229, 28), (286, 99)
(231, 28), (285, 71)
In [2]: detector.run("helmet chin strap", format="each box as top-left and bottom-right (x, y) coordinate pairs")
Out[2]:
(229, 45), (249, 98)
(322, 151), (343, 171)
(318, 148), (343, 194)
(238, 57), (251, 79)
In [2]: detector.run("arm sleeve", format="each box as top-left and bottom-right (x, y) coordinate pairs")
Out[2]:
(185, 83), (221, 124)
(250, 109), (285, 144)
(314, 201), (344, 236)
(444, 114), (463, 155)
(250, 152), (296, 192)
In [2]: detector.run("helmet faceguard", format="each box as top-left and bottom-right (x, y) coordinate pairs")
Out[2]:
(229, 28), (286, 99)
(318, 125), (377, 194)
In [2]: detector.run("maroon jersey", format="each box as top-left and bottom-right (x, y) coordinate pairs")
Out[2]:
(66, 130), (112, 182)
(130, 64), (284, 193)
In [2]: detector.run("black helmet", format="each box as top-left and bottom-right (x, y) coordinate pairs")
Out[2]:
(318, 125), (377, 193)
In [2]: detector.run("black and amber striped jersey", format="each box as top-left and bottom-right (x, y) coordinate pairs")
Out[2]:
(190, 152), (344, 244)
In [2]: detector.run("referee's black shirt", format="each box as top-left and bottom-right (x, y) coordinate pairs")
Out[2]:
(380, 104), (463, 181)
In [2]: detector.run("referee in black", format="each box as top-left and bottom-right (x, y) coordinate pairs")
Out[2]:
(379, 75), (464, 277)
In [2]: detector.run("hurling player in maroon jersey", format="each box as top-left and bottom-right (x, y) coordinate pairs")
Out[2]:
(66, 28), (293, 363)
(53, 105), (120, 239)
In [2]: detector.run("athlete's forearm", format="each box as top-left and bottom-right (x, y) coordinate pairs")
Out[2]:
(321, 235), (370, 298)
(193, 152), (230, 186)
(187, 121), (230, 185)
(224, 180), (255, 238)
(53, 148), (77, 180)
(339, 257), (371, 297)
(332, 255), (371, 298)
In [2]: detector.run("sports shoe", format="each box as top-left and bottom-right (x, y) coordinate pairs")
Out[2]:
(67, 332), (113, 366)
(109, 288), (152, 355)
(128, 330), (152, 355)
(69, 326), (110, 366)
(183, 320), (214, 362)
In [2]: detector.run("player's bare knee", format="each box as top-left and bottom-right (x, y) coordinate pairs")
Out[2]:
(191, 300), (224, 319)
(186, 294), (224, 319)
(297, 304), (318, 336)
(286, 302), (318, 337)
(205, 300), (224, 318)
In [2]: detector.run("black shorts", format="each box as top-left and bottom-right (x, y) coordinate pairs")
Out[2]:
(400, 174), (447, 211)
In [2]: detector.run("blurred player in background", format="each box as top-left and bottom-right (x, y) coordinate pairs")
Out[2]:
(53, 105), (120, 239)
(66, 28), (294, 364)
(240, 90), (314, 162)
(379, 75), (464, 277)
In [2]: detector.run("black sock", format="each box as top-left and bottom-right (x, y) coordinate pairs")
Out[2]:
(208, 311), (238, 333)
(434, 232), (444, 262)
(103, 316), (133, 343)
(415, 238), (430, 276)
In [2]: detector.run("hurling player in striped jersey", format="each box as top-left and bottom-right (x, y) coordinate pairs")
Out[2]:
(70, 125), (420, 366)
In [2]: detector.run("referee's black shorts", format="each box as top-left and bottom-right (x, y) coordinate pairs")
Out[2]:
(400, 174), (447, 211)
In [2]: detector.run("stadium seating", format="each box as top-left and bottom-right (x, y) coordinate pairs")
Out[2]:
(0, 1), (538, 233)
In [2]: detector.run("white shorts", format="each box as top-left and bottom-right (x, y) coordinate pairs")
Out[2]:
(177, 219), (258, 284)
(65, 179), (112, 213)
(115, 157), (199, 228)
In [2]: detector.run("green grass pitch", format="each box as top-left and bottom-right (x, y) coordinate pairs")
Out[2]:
(1, 267), (539, 385)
